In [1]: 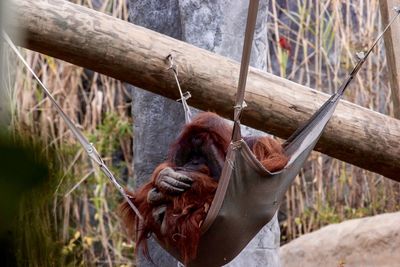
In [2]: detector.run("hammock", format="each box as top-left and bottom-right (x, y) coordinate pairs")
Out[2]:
(161, 1), (400, 266)
(3, 1), (399, 265)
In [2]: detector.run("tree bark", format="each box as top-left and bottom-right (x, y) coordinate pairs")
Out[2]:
(176, 1), (280, 267)
(129, 1), (279, 266)
(8, 0), (400, 180)
(129, 1), (186, 266)
(379, 0), (400, 119)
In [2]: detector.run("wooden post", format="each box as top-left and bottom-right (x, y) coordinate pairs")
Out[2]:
(6, 0), (400, 181)
(379, 0), (400, 119)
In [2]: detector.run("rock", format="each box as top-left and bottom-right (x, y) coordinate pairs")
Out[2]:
(129, 1), (281, 266)
(280, 212), (400, 267)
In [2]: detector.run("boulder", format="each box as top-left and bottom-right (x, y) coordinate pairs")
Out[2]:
(280, 212), (400, 267)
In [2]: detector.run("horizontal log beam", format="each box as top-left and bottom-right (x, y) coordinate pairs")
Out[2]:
(7, 0), (400, 181)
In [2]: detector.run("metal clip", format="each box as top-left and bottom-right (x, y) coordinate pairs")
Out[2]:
(227, 159), (235, 170)
(356, 51), (365, 60)
(231, 140), (243, 150)
(176, 91), (191, 102)
(167, 53), (193, 123)
(233, 101), (248, 110)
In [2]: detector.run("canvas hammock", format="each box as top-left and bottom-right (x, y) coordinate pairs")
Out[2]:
(161, 1), (399, 266)
(3, 1), (399, 265)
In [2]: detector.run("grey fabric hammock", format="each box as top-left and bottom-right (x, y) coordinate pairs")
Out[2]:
(4, 0), (398, 265)
(161, 1), (400, 266)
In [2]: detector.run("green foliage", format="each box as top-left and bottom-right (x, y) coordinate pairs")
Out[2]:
(6, 0), (400, 264)
(0, 131), (64, 266)
(89, 112), (132, 155)
(6, 111), (135, 266)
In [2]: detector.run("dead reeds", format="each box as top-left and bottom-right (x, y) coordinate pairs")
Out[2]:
(4, 0), (399, 265)
(268, 0), (400, 243)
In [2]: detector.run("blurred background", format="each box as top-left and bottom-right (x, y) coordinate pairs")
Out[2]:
(1, 0), (399, 266)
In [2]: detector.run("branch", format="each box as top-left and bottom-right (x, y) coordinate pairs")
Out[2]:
(8, 0), (400, 181)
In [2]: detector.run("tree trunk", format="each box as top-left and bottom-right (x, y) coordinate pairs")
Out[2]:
(129, 1), (279, 266)
(129, 1), (185, 266)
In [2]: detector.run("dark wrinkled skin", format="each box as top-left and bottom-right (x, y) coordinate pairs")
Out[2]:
(147, 122), (227, 208)
(147, 127), (227, 225)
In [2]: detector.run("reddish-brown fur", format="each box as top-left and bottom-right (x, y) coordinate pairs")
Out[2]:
(120, 112), (288, 264)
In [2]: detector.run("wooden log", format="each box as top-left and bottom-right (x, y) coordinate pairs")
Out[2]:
(379, 0), (400, 119)
(7, 0), (400, 181)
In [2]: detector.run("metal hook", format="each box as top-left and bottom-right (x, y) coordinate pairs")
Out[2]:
(166, 54), (178, 75)
(166, 54), (192, 123)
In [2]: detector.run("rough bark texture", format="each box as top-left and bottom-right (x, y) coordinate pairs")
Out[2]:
(129, 1), (279, 266)
(129, 1), (185, 266)
(8, 0), (400, 180)
(176, 1), (280, 267)
(379, 0), (400, 119)
(280, 212), (400, 267)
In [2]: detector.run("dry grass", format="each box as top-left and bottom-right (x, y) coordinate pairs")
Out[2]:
(3, 0), (400, 265)
(4, 1), (135, 266)
(267, 0), (400, 243)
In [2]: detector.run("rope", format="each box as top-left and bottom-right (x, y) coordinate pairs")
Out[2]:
(2, 31), (143, 221)
(167, 54), (192, 124)
(335, 6), (400, 98)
